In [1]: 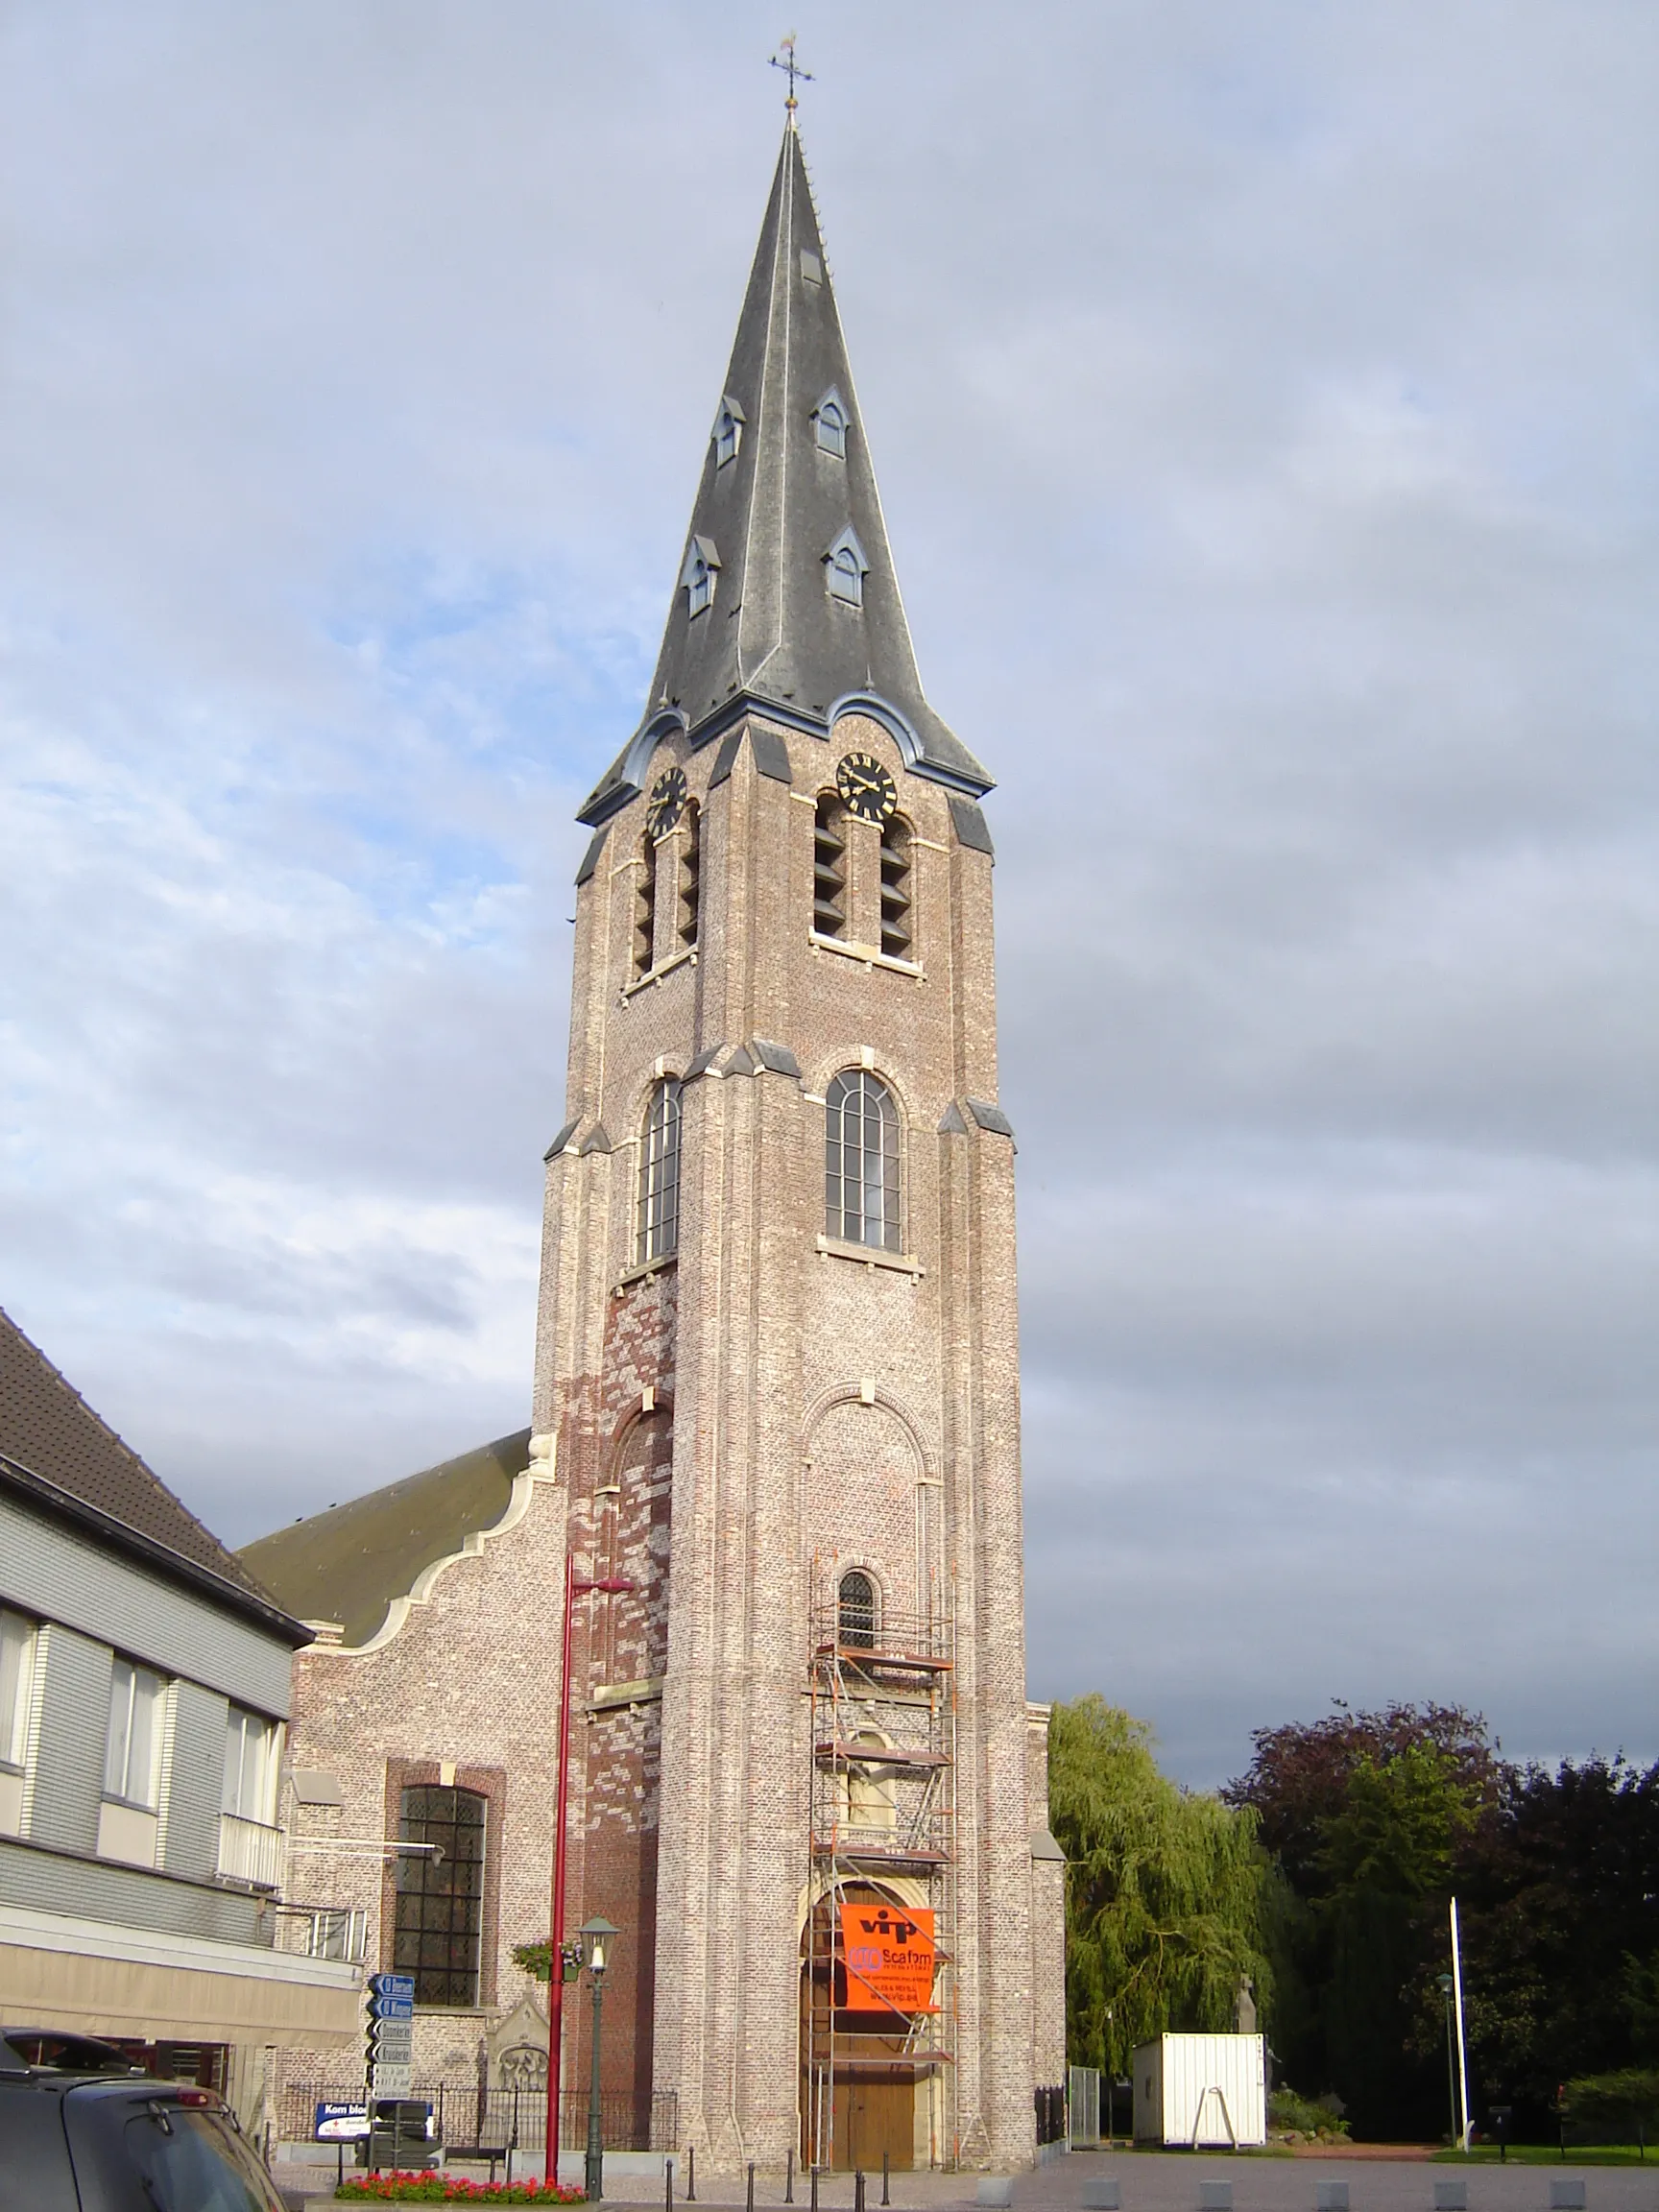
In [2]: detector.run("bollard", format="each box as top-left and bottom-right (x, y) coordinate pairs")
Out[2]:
(1080, 2186), (1119, 2212)
(1432, 2185), (1468, 2212)
(810, 2166), (820, 2212)
(1549, 2189), (1587, 2212)
(666, 2158), (674, 2211)
(855, 2171), (866, 2212)
(1315, 2186), (1349, 2212)
(786, 2150), (795, 2205)
(749, 2163), (757, 2212)
(1198, 2185), (1233, 2212)
(687, 2145), (696, 2202)
(882, 2152), (890, 2207)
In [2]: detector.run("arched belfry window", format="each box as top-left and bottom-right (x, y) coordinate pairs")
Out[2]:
(879, 815), (912, 960)
(637, 1078), (683, 1266)
(838, 1570), (877, 1650)
(813, 795), (848, 939)
(824, 526), (869, 610)
(677, 800), (700, 950)
(633, 834), (657, 976)
(825, 1070), (901, 1252)
(813, 388), (849, 459)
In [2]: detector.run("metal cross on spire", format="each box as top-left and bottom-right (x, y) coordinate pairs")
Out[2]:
(769, 34), (813, 124)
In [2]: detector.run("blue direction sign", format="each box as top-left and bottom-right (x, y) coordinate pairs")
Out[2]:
(370, 1994), (414, 2020)
(369, 1973), (415, 2002)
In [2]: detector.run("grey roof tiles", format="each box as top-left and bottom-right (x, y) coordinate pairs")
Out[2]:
(578, 127), (991, 827)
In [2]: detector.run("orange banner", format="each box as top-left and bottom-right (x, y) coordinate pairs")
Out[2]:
(840, 1902), (936, 2014)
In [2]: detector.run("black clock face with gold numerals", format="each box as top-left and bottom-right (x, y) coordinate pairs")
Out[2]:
(835, 751), (897, 825)
(645, 766), (687, 838)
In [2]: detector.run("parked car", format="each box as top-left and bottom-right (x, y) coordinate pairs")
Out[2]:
(0, 2031), (284, 2212)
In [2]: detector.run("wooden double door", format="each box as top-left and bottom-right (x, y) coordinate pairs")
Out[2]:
(811, 2071), (914, 2172)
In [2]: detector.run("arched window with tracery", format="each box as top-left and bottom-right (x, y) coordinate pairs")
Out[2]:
(637, 1078), (683, 1265)
(825, 1071), (900, 1252)
(838, 1570), (877, 1650)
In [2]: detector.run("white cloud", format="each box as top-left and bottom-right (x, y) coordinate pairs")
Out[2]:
(1, 0), (1654, 1783)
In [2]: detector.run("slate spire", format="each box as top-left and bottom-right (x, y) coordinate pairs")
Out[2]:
(579, 128), (989, 825)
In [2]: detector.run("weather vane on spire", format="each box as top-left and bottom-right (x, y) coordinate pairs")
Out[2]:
(769, 34), (813, 124)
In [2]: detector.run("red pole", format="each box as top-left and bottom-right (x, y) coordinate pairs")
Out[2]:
(544, 1560), (634, 2184)
(545, 1554), (577, 2181)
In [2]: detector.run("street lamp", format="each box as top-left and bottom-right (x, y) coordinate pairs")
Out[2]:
(1104, 2007), (1114, 2145)
(1437, 1974), (1457, 2149)
(578, 1915), (620, 2203)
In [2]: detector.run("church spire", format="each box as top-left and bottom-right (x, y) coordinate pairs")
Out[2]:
(579, 128), (990, 826)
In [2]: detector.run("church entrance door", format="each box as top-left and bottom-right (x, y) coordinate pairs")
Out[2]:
(830, 2073), (914, 2173)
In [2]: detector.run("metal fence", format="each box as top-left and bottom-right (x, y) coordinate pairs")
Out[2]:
(1068, 2066), (1100, 2147)
(1035, 2083), (1067, 2147)
(278, 2081), (678, 2154)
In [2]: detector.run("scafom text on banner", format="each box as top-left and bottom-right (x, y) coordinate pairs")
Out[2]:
(839, 1903), (936, 2013)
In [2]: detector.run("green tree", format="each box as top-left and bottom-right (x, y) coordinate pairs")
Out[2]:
(1228, 1704), (1501, 2139)
(1049, 1695), (1282, 2075)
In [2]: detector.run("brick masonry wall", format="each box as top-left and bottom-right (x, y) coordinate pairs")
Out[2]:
(274, 1465), (568, 2102)
(272, 702), (1061, 2166)
(530, 709), (1060, 2171)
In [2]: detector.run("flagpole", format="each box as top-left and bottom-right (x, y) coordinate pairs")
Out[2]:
(1450, 1896), (1473, 2152)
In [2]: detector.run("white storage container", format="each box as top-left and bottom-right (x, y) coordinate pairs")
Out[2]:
(1131, 2033), (1266, 2148)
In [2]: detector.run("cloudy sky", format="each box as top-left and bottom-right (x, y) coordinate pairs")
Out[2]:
(3, 2), (1654, 1786)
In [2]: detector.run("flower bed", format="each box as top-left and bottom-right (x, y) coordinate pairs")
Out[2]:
(335, 2176), (585, 2204)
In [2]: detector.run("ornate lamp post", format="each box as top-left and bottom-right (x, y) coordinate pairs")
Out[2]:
(577, 1915), (620, 2202)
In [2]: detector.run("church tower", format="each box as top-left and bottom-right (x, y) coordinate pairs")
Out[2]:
(531, 122), (1065, 2174)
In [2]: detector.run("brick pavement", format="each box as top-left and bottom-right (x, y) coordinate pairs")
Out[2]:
(279, 2149), (1659, 2212)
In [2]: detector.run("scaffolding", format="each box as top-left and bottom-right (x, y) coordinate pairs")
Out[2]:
(803, 1573), (957, 2171)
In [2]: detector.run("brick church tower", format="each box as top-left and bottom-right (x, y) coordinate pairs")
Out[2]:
(531, 122), (1065, 2174)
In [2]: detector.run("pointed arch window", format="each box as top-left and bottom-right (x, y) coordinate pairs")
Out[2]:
(711, 395), (745, 469)
(838, 1570), (877, 1650)
(813, 388), (849, 459)
(824, 525), (869, 610)
(637, 1078), (683, 1265)
(825, 1070), (901, 1252)
(812, 795), (848, 939)
(680, 534), (720, 618)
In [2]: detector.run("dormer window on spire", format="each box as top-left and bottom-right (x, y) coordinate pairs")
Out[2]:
(712, 396), (746, 469)
(680, 535), (721, 618)
(812, 387), (849, 460)
(824, 525), (869, 609)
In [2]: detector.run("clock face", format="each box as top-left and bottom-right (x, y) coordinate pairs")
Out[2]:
(835, 751), (897, 825)
(645, 766), (687, 839)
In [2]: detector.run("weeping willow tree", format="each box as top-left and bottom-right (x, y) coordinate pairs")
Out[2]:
(1050, 1695), (1285, 2074)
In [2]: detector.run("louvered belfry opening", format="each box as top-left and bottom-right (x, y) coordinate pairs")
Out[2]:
(813, 795), (848, 937)
(677, 801), (701, 949)
(634, 834), (658, 975)
(879, 816), (912, 959)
